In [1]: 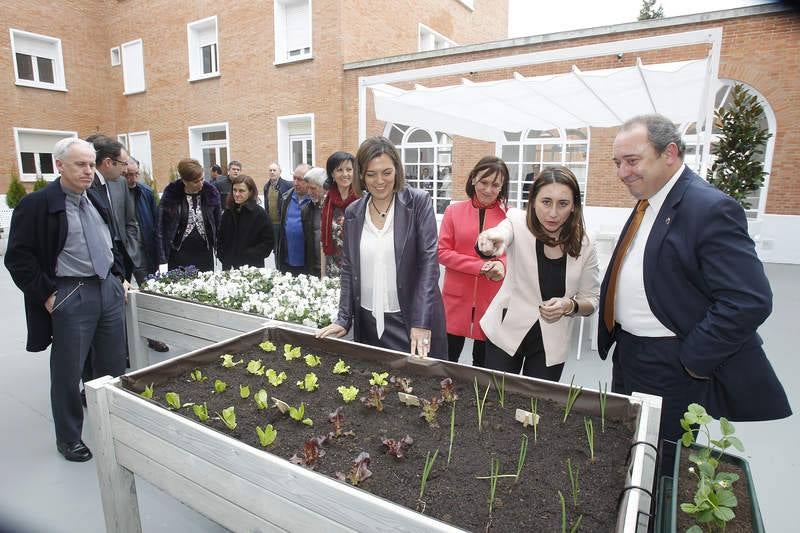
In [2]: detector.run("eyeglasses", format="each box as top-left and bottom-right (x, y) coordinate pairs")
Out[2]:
(112, 158), (129, 166)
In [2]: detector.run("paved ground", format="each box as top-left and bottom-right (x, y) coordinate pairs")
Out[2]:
(0, 261), (795, 532)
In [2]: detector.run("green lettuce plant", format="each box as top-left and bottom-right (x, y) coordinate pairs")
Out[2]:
(265, 368), (287, 386)
(246, 359), (265, 376)
(190, 369), (208, 382)
(369, 372), (389, 387)
(213, 379), (227, 393)
(259, 340), (276, 352)
(297, 372), (319, 392)
(220, 354), (243, 367)
(337, 385), (359, 403)
(165, 392), (181, 410)
(332, 359), (350, 374)
(217, 406), (237, 430)
(256, 424), (277, 447)
(192, 402), (209, 422)
(254, 389), (269, 410)
(304, 354), (321, 367)
(283, 344), (301, 360)
(288, 402), (313, 426)
(140, 383), (154, 399)
(239, 384), (250, 399)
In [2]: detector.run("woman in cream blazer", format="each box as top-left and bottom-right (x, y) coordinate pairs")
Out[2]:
(478, 166), (599, 381)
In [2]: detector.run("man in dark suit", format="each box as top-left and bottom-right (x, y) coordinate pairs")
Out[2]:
(5, 138), (127, 462)
(599, 114), (790, 452)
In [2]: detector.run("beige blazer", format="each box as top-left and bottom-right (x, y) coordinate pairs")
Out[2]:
(480, 208), (599, 366)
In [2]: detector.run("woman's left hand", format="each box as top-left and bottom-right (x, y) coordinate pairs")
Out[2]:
(410, 327), (432, 358)
(539, 297), (573, 322)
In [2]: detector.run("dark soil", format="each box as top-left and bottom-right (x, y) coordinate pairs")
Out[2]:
(676, 449), (754, 532)
(129, 342), (636, 532)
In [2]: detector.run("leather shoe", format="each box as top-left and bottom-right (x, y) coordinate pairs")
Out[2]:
(147, 338), (169, 352)
(57, 441), (92, 462)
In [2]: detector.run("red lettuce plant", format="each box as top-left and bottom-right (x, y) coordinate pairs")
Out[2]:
(390, 375), (413, 393)
(420, 395), (443, 428)
(382, 435), (414, 459)
(289, 435), (330, 468)
(336, 452), (372, 486)
(440, 378), (458, 404)
(360, 385), (386, 412)
(328, 407), (355, 438)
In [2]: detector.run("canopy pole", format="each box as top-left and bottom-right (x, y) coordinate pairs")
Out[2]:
(699, 29), (722, 179)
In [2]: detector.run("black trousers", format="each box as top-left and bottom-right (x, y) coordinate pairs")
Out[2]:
(484, 321), (564, 381)
(446, 334), (486, 367)
(52, 276), (126, 443)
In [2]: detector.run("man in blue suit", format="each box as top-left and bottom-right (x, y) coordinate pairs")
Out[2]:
(598, 114), (790, 451)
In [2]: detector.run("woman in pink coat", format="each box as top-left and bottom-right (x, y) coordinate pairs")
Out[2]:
(438, 156), (508, 366)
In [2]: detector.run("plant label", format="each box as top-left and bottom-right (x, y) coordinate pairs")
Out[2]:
(515, 408), (540, 427)
(272, 397), (289, 413)
(398, 392), (420, 407)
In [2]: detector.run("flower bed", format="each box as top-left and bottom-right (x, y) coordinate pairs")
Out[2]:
(98, 327), (661, 532)
(142, 266), (339, 327)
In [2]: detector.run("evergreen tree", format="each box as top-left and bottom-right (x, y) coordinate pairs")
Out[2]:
(638, 0), (664, 20)
(6, 168), (27, 208)
(32, 174), (48, 191)
(707, 84), (772, 209)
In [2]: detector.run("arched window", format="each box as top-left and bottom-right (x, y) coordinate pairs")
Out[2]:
(499, 127), (590, 209)
(682, 79), (775, 219)
(385, 123), (453, 214)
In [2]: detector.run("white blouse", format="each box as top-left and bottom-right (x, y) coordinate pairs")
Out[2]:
(359, 201), (400, 338)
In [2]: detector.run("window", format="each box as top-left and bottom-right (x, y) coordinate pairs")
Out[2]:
(9, 29), (66, 91)
(118, 131), (153, 177)
(121, 39), (146, 95)
(187, 16), (219, 81)
(418, 24), (457, 52)
(387, 124), (453, 215)
(13, 128), (77, 181)
(500, 128), (590, 209)
(274, 0), (312, 64)
(189, 123), (230, 179)
(681, 80), (775, 219)
(277, 114), (314, 173)
(110, 47), (121, 66)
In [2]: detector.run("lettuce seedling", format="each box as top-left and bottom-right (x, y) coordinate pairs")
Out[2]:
(239, 384), (250, 399)
(361, 385), (386, 411)
(391, 375), (413, 393)
(217, 406), (237, 430)
(256, 424), (277, 447)
(190, 369), (208, 382)
(254, 388), (269, 410)
(440, 378), (458, 403)
(336, 452), (372, 486)
(140, 383), (154, 399)
(297, 372), (319, 392)
(246, 359), (265, 376)
(290, 435), (329, 467)
(283, 344), (302, 360)
(213, 379), (227, 393)
(258, 340), (276, 353)
(165, 392), (181, 410)
(265, 368), (287, 387)
(382, 435), (414, 459)
(328, 407), (355, 438)
(304, 354), (321, 367)
(332, 359), (350, 374)
(288, 402), (313, 426)
(192, 402), (209, 422)
(220, 354), (243, 367)
(369, 372), (389, 387)
(337, 385), (359, 403)
(420, 395), (443, 428)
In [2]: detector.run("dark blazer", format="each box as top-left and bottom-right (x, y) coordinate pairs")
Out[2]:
(213, 175), (232, 208)
(263, 178), (292, 221)
(156, 180), (221, 265)
(335, 186), (446, 358)
(597, 166), (790, 421)
(5, 178), (123, 352)
(301, 199), (321, 277)
(275, 188), (308, 271)
(107, 175), (142, 268)
(217, 199), (274, 270)
(130, 182), (158, 273)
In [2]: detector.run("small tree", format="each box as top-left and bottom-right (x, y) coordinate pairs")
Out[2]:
(141, 167), (160, 203)
(6, 168), (27, 208)
(32, 174), (48, 191)
(168, 165), (178, 183)
(638, 0), (664, 20)
(707, 84), (772, 209)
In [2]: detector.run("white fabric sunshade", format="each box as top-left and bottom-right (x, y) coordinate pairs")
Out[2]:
(371, 58), (711, 142)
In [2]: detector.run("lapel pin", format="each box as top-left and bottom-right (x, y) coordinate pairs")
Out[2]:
(665, 217), (671, 225)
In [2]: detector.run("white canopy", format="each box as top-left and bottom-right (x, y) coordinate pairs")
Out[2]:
(371, 58), (712, 143)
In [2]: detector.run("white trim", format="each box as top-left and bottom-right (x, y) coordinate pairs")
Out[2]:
(273, 0), (313, 65)
(127, 131), (154, 177)
(110, 46), (121, 66)
(188, 122), (231, 170)
(9, 28), (67, 91)
(455, 0), (474, 11)
(418, 23), (458, 52)
(276, 113), (315, 175)
(117, 133), (129, 149)
(121, 38), (146, 95)
(13, 127), (78, 182)
(187, 15), (220, 82)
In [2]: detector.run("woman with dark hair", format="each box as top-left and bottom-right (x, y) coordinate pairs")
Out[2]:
(317, 137), (446, 359)
(321, 151), (360, 277)
(477, 166), (599, 381)
(438, 156), (508, 367)
(217, 175), (274, 270)
(156, 158), (221, 272)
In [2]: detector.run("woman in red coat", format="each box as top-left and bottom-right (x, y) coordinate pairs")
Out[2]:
(438, 156), (508, 366)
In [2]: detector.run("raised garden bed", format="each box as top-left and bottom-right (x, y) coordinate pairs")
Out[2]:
(87, 326), (661, 532)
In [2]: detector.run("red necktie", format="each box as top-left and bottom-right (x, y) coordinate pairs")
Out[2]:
(603, 200), (649, 332)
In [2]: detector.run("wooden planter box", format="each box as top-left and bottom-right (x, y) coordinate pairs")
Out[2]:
(88, 326), (662, 533)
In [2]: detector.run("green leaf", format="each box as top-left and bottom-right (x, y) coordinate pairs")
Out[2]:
(140, 383), (154, 399)
(219, 406), (237, 430)
(266, 368), (287, 387)
(258, 341), (276, 353)
(682, 431), (695, 447)
(332, 359), (351, 375)
(369, 372), (389, 387)
(192, 402), (209, 422)
(289, 403), (305, 421)
(719, 417), (735, 436)
(716, 472), (739, 484)
(297, 372), (319, 392)
(246, 360), (265, 376)
(165, 392), (181, 410)
(304, 354), (321, 367)
(337, 385), (359, 403)
(239, 384), (250, 399)
(220, 354), (243, 367)
(302, 418), (313, 426)
(214, 379), (227, 393)
(727, 435), (745, 452)
(256, 424), (277, 446)
(686, 526), (704, 533)
(699, 462), (715, 479)
(680, 417), (692, 431)
(283, 344), (301, 360)
(680, 503), (698, 513)
(716, 489), (737, 508)
(713, 506), (735, 522)
(254, 389), (269, 410)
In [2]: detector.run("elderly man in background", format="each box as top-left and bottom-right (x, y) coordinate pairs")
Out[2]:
(276, 163), (311, 275)
(263, 161), (291, 246)
(301, 167), (326, 277)
(5, 138), (127, 462)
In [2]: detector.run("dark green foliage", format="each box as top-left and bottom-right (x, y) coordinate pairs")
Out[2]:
(638, 0), (664, 20)
(6, 169), (27, 208)
(32, 175), (47, 191)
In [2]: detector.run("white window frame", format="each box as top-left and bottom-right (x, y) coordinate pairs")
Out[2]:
(274, 0), (313, 65)
(455, 0), (474, 10)
(9, 28), (67, 91)
(13, 127), (78, 182)
(187, 16), (220, 82)
(418, 24), (457, 52)
(110, 46), (121, 66)
(277, 113), (315, 174)
(188, 122), (230, 178)
(121, 38), (146, 95)
(118, 131), (153, 177)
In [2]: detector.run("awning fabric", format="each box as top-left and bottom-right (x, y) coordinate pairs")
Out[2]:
(371, 58), (711, 143)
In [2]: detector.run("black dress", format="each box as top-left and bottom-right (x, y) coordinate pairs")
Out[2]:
(169, 192), (214, 272)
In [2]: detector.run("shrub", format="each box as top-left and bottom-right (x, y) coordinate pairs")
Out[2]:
(6, 169), (27, 208)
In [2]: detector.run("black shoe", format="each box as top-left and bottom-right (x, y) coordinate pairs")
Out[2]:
(57, 441), (92, 462)
(80, 388), (87, 407)
(147, 339), (169, 352)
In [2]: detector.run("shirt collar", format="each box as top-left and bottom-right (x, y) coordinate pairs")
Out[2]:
(647, 163), (684, 214)
(60, 181), (84, 205)
(95, 169), (108, 186)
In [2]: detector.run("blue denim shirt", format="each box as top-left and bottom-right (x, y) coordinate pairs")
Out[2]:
(285, 192), (309, 267)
